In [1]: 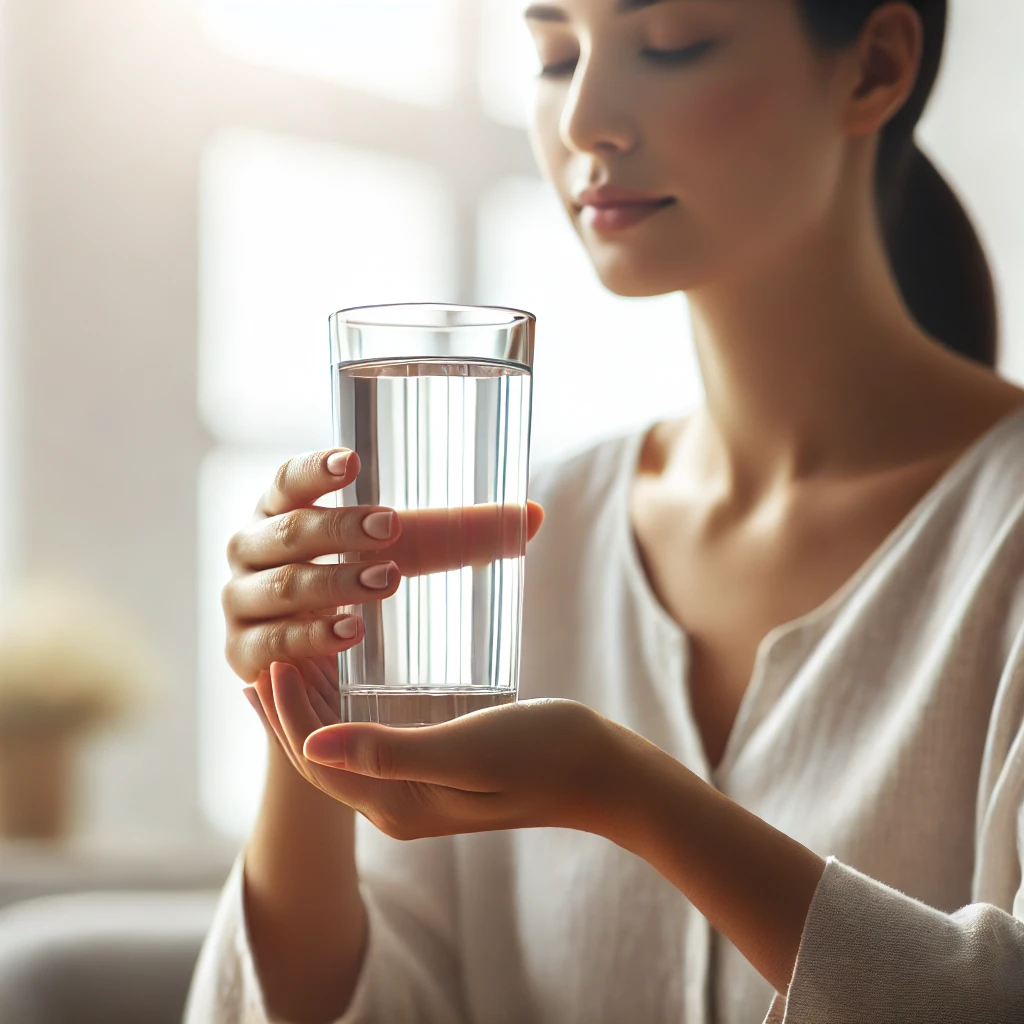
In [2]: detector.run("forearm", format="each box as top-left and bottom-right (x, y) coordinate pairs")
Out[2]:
(604, 733), (826, 995)
(244, 739), (368, 1023)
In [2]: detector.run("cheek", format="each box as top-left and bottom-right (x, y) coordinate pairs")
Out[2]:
(663, 68), (838, 245)
(529, 97), (568, 191)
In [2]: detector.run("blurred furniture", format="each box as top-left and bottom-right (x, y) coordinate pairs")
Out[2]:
(0, 836), (235, 1024)
(0, 890), (219, 1024)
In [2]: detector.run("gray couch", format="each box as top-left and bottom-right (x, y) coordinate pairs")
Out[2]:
(0, 840), (234, 1024)
(0, 889), (219, 1024)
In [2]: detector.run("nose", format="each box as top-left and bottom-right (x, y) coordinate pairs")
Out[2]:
(557, 49), (637, 157)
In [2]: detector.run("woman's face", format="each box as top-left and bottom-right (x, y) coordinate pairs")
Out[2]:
(524, 0), (853, 296)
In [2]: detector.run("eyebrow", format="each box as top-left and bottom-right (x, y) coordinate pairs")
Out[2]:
(524, 0), (674, 21)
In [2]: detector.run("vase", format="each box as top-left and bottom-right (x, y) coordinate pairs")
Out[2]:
(0, 730), (77, 839)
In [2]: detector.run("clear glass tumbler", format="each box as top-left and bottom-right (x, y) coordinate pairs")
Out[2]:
(329, 302), (536, 727)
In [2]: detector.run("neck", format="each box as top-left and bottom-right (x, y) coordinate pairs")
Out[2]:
(682, 186), (953, 490)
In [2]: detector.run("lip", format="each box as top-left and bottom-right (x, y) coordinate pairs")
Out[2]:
(574, 184), (672, 207)
(577, 197), (675, 232)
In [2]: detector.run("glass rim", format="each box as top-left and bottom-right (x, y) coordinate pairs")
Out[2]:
(329, 301), (536, 330)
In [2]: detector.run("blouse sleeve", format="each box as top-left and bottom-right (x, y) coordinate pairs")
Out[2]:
(761, 852), (1024, 1024)
(763, 620), (1024, 1024)
(182, 813), (469, 1024)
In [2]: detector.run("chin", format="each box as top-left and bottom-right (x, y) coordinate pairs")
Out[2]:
(587, 250), (698, 298)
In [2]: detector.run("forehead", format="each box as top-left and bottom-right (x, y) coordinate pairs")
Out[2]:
(523, 0), (737, 19)
(525, 0), (664, 18)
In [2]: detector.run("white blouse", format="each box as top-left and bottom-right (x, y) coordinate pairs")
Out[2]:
(184, 406), (1024, 1024)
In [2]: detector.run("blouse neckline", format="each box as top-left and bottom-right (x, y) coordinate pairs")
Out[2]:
(613, 403), (1024, 774)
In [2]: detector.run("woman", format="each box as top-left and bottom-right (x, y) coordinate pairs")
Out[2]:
(184, 1), (1024, 1021)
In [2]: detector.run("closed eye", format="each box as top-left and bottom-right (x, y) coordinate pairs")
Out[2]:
(537, 39), (717, 78)
(643, 39), (717, 65)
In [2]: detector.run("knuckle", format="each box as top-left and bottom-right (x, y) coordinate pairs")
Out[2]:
(256, 621), (289, 659)
(230, 626), (270, 678)
(328, 563), (351, 602)
(273, 510), (304, 552)
(324, 510), (351, 552)
(305, 618), (331, 658)
(223, 631), (243, 675)
(269, 564), (302, 605)
(220, 579), (237, 615)
(225, 530), (245, 568)
(272, 458), (295, 498)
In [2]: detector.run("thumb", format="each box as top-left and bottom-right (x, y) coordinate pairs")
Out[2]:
(303, 720), (494, 790)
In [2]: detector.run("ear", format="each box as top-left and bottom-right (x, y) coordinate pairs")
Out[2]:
(841, 2), (924, 139)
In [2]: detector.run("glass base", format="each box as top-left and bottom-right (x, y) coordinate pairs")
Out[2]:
(337, 688), (516, 727)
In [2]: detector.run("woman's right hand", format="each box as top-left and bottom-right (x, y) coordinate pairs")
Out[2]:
(222, 448), (545, 777)
(223, 448), (402, 686)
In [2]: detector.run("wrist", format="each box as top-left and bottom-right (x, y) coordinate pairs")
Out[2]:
(265, 737), (356, 817)
(592, 721), (695, 858)
(596, 730), (826, 993)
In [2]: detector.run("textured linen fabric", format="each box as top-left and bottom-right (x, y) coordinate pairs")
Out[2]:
(183, 406), (1024, 1024)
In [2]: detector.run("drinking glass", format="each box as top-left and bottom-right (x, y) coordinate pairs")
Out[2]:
(328, 302), (536, 727)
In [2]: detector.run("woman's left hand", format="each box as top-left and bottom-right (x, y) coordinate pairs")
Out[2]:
(247, 660), (825, 995)
(245, 660), (648, 842)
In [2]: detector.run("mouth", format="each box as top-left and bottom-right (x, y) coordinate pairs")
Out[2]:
(575, 197), (675, 232)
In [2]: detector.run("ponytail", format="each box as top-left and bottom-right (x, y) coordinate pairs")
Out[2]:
(799, 0), (998, 368)
(879, 144), (998, 368)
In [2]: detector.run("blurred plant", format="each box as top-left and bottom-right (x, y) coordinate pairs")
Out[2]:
(0, 574), (159, 739)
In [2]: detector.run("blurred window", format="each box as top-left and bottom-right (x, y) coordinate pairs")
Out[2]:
(202, 0), (460, 107)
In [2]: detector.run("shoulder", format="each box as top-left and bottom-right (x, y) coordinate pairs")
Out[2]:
(528, 428), (644, 536)
(942, 407), (1024, 665)
(964, 405), (1024, 509)
(948, 407), (1024, 578)
(522, 427), (647, 582)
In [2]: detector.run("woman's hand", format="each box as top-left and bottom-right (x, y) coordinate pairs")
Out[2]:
(245, 664), (647, 841)
(223, 447), (544, 778)
(223, 447), (545, 683)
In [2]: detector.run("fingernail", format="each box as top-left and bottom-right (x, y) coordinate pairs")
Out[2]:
(327, 451), (351, 476)
(333, 616), (359, 640)
(242, 686), (261, 714)
(304, 728), (345, 764)
(361, 511), (395, 540)
(359, 562), (393, 590)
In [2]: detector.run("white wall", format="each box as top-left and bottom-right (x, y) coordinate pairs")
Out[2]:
(1, 1), (210, 843)
(919, 0), (1024, 384)
(0, 0), (14, 606)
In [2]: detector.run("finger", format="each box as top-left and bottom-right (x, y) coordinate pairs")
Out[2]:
(228, 613), (367, 682)
(310, 655), (340, 687)
(228, 505), (401, 572)
(231, 500), (541, 576)
(303, 673), (341, 727)
(224, 562), (398, 621)
(242, 683), (276, 736)
(257, 449), (360, 519)
(272, 661), (348, 773)
(370, 501), (544, 578)
(250, 671), (307, 777)
(296, 657), (341, 719)
(302, 714), (500, 791)
(526, 500), (544, 540)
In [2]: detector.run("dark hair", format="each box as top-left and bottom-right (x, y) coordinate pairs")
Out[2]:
(797, 0), (998, 368)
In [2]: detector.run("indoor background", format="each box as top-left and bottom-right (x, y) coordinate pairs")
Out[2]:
(0, 0), (1022, 863)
